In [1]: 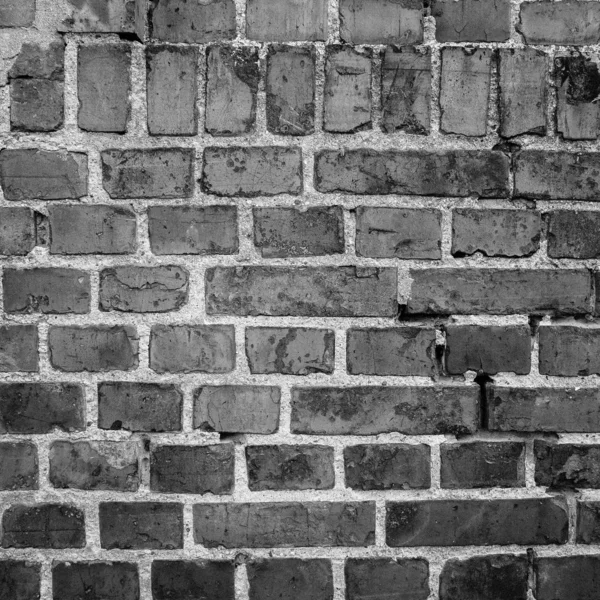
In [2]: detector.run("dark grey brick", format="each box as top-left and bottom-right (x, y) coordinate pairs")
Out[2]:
(535, 441), (600, 489)
(0, 325), (38, 372)
(539, 326), (600, 376)
(0, 0), (35, 27)
(433, 0), (510, 41)
(0, 443), (38, 490)
(152, 561), (234, 600)
(0, 561), (40, 600)
(548, 211), (600, 258)
(536, 556), (600, 600)
(0, 208), (35, 255)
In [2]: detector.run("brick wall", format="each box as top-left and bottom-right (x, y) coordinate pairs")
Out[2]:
(1, 0), (600, 598)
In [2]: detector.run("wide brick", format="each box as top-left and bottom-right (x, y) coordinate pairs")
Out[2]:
(60, 0), (145, 37)
(0, 0), (35, 27)
(246, 445), (334, 491)
(202, 147), (302, 196)
(48, 205), (136, 254)
(0, 325), (38, 372)
(439, 555), (528, 600)
(406, 269), (592, 315)
(147, 45), (197, 136)
(152, 561), (234, 600)
(254, 207), (344, 257)
(0, 442), (37, 490)
(98, 382), (182, 432)
(441, 442), (525, 489)
(432, 0), (510, 41)
(206, 266), (397, 317)
(0, 149), (87, 200)
(3, 268), (90, 314)
(291, 386), (479, 435)
(0, 383), (84, 434)
(194, 386), (281, 434)
(0, 561), (40, 600)
(2, 504), (84, 549)
(315, 150), (509, 197)
(539, 326), (600, 376)
(53, 562), (139, 600)
(536, 556), (600, 600)
(150, 324), (235, 373)
(49, 326), (138, 372)
(248, 559), (332, 600)
(194, 502), (375, 548)
(100, 502), (183, 550)
(49, 441), (140, 491)
(548, 211), (600, 258)
(11, 79), (63, 132)
(0, 208), (35, 255)
(151, 445), (234, 494)
(387, 497), (568, 546)
(247, 0), (327, 41)
(578, 502), (600, 543)
(535, 441), (600, 489)
(345, 444), (430, 490)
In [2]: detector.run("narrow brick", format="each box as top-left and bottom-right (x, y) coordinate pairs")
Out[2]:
(0, 561), (40, 600)
(0, 442), (37, 490)
(536, 556), (600, 600)
(548, 211), (600, 258)
(152, 561), (234, 600)
(535, 441), (600, 489)
(60, 0), (145, 37)
(53, 563), (139, 600)
(11, 79), (63, 132)
(539, 326), (600, 376)
(433, 0), (510, 42)
(0, 325), (38, 372)
(577, 502), (600, 543)
(0, 208), (35, 255)
(0, 0), (35, 27)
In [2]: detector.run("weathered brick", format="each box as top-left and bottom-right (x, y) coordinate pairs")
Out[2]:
(11, 79), (63, 132)
(53, 562), (139, 600)
(9, 40), (63, 79)
(3, 268), (90, 314)
(0, 383), (84, 434)
(548, 211), (600, 259)
(100, 502), (183, 550)
(203, 147), (302, 196)
(147, 45), (197, 136)
(102, 148), (194, 199)
(577, 502), (600, 543)
(0, 208), (35, 255)
(535, 441), (600, 489)
(194, 386), (281, 434)
(0, 325), (38, 372)
(291, 386), (479, 435)
(0, 0), (35, 27)
(536, 556), (600, 600)
(152, 561), (234, 600)
(433, 0), (510, 41)
(60, 0), (145, 37)
(246, 445), (334, 491)
(539, 326), (600, 376)
(49, 441), (140, 491)
(206, 266), (397, 317)
(441, 442), (526, 489)
(0, 149), (87, 201)
(0, 442), (37, 490)
(0, 561), (40, 600)
(451, 209), (541, 257)
(439, 555), (528, 600)
(194, 502), (375, 548)
(356, 207), (441, 259)
(151, 444), (234, 494)
(315, 149), (509, 197)
(440, 48), (493, 137)
(247, 0), (327, 41)
(2, 504), (85, 549)
(150, 0), (235, 42)
(387, 497), (568, 546)
(48, 326), (138, 372)
(98, 382), (182, 432)
(150, 324), (235, 373)
(254, 207), (344, 257)
(345, 444), (431, 490)
(406, 269), (592, 315)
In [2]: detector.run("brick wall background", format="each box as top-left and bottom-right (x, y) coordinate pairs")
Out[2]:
(1, 0), (600, 598)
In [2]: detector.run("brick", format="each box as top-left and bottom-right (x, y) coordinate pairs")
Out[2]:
(203, 147), (302, 196)
(291, 386), (479, 435)
(100, 266), (188, 312)
(440, 48), (493, 137)
(9, 40), (64, 79)
(206, 46), (258, 136)
(53, 563), (139, 600)
(439, 555), (528, 600)
(548, 211), (600, 258)
(48, 326), (138, 372)
(3, 268), (90, 314)
(100, 502), (183, 550)
(0, 0), (35, 27)
(149, 205), (238, 255)
(254, 207), (344, 257)
(2, 504), (85, 549)
(315, 150), (509, 197)
(206, 266), (397, 317)
(578, 502), (600, 543)
(451, 209), (541, 257)
(345, 444), (430, 490)
(539, 326), (600, 376)
(0, 208), (35, 255)
(0, 561), (40, 600)
(194, 386), (280, 434)
(536, 556), (600, 600)
(406, 269), (592, 315)
(49, 441), (140, 491)
(98, 382), (182, 432)
(356, 207), (441, 259)
(324, 46), (371, 133)
(246, 328), (334, 375)
(445, 325), (531, 375)
(381, 46), (431, 134)
(440, 442), (525, 489)
(0, 149), (87, 200)
(152, 561), (234, 600)
(0, 442), (37, 490)
(0, 325), (38, 372)
(535, 441), (600, 489)
(150, 0), (235, 42)
(248, 559), (332, 600)
(60, 0), (145, 37)
(432, 0), (510, 41)
(267, 46), (315, 136)
(246, 445), (334, 491)
(247, 0), (327, 41)
(147, 45), (197, 136)
(150, 324), (235, 373)
(0, 383), (84, 434)
(387, 497), (567, 546)
(151, 444), (234, 494)
(346, 559), (429, 600)
(194, 502), (375, 548)
(11, 79), (63, 132)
